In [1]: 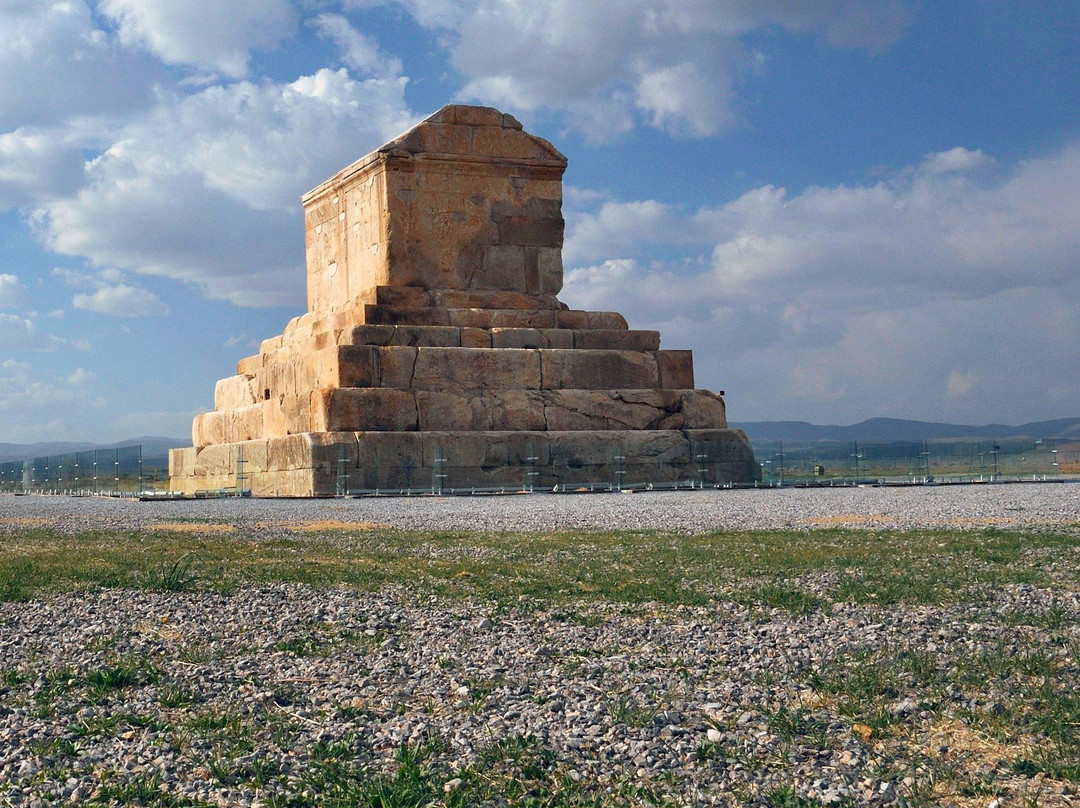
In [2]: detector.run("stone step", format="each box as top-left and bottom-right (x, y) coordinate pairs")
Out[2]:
(337, 325), (661, 351)
(371, 285), (565, 311)
(194, 387), (725, 447)
(172, 427), (759, 496)
(237, 325), (664, 375)
(236, 346), (693, 403)
(363, 304), (627, 330)
(314, 387), (725, 435)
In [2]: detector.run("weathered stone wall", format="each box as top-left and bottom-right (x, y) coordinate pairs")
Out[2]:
(169, 104), (759, 495)
(169, 428), (757, 497)
(303, 106), (566, 314)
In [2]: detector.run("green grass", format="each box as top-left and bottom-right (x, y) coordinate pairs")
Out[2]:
(1, 520), (1078, 806)
(86, 659), (160, 691)
(1, 524), (1077, 609)
(144, 551), (199, 591)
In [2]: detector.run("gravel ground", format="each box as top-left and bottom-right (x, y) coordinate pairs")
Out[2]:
(0, 485), (1078, 807)
(1, 481), (1079, 534)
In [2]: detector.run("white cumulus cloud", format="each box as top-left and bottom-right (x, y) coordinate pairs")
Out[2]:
(72, 284), (166, 317)
(0, 313), (66, 351)
(393, 0), (913, 140)
(67, 367), (95, 385)
(0, 273), (26, 307)
(98, 0), (297, 78)
(0, 127), (89, 208)
(0, 360), (107, 442)
(562, 144), (1080, 423)
(33, 68), (414, 307)
(312, 13), (403, 79)
(0, 0), (158, 130)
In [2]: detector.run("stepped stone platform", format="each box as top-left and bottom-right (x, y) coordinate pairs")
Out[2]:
(169, 105), (759, 496)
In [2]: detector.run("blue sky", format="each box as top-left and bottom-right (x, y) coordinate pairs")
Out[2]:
(2, 0), (1079, 443)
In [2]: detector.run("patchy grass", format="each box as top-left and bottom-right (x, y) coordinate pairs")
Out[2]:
(1, 519), (1078, 805)
(1, 524), (1078, 610)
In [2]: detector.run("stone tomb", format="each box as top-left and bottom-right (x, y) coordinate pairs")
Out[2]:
(169, 105), (759, 496)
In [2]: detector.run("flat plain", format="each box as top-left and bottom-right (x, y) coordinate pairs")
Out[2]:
(1, 485), (1078, 807)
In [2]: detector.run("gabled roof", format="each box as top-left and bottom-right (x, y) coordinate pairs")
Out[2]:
(304, 104), (566, 204)
(379, 104), (567, 166)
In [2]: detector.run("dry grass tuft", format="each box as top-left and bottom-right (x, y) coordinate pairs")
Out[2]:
(146, 522), (235, 534)
(280, 520), (389, 532)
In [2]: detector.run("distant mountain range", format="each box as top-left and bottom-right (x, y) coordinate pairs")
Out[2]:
(3, 418), (1080, 464)
(0, 436), (185, 464)
(731, 417), (1080, 444)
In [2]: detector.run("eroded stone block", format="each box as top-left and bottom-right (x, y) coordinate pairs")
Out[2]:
(540, 349), (659, 390)
(656, 350), (695, 389)
(215, 374), (258, 411)
(411, 347), (541, 392)
(171, 103), (758, 495)
(315, 388), (418, 432)
(416, 390), (546, 431)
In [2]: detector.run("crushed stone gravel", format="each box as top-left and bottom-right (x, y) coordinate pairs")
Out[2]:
(0, 485), (1077, 807)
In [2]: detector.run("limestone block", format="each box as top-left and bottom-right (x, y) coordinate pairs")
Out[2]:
(232, 404), (264, 443)
(540, 349), (659, 390)
(444, 308), (557, 329)
(308, 345), (379, 389)
(573, 330), (660, 352)
(281, 313), (304, 338)
(488, 309), (558, 329)
(260, 335), (283, 354)
(491, 200), (563, 249)
(436, 289), (559, 310)
(557, 310), (627, 330)
(683, 429), (752, 462)
(263, 395), (314, 439)
(491, 328), (542, 349)
(236, 438), (269, 472)
(312, 307), (366, 336)
(387, 326), (461, 347)
(476, 245), (527, 292)
(282, 312), (316, 343)
(192, 412), (222, 448)
(237, 355), (261, 375)
(546, 430), (686, 468)
(364, 305), (451, 326)
(620, 430), (691, 465)
(214, 374), (258, 411)
(192, 442), (244, 475)
(679, 391), (727, 429)
(657, 350), (695, 389)
(310, 331), (338, 352)
(286, 393), (314, 435)
(411, 347), (541, 392)
(540, 329), (575, 348)
(460, 328), (491, 347)
(266, 434), (319, 471)
(255, 357), (316, 401)
(416, 390), (546, 431)
(250, 468), (318, 497)
(420, 430), (550, 470)
(534, 247), (563, 295)
(375, 286), (431, 307)
(262, 397), (286, 439)
(470, 118), (562, 162)
(488, 327), (570, 349)
(544, 390), (679, 431)
(683, 429), (760, 482)
(340, 324), (396, 346)
(343, 432), (423, 490)
(168, 447), (197, 480)
(315, 388), (418, 432)
(376, 346), (418, 388)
